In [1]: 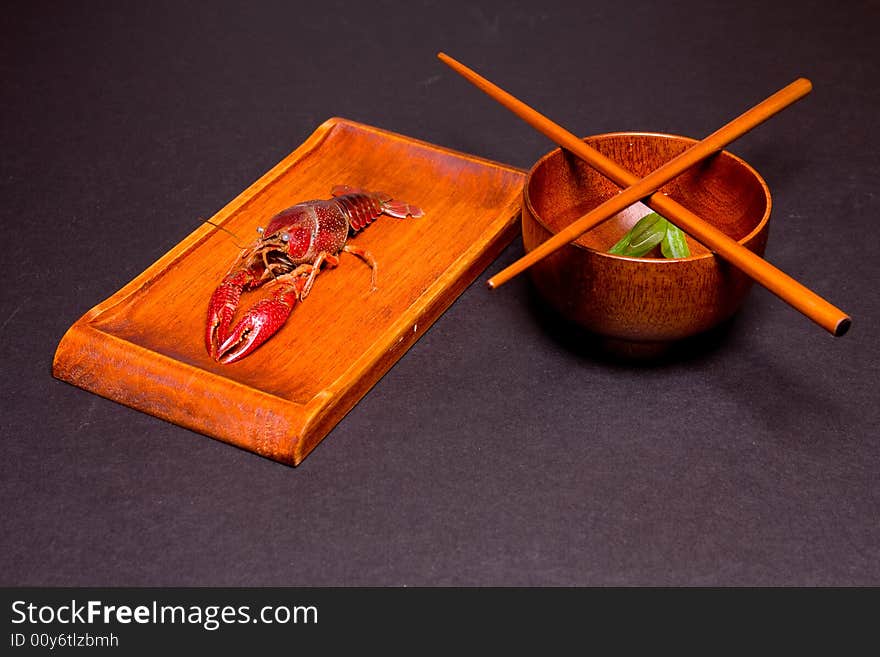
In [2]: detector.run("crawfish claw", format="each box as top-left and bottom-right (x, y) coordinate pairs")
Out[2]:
(214, 283), (302, 364)
(206, 270), (252, 361)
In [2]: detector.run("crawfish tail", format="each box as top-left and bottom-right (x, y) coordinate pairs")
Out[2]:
(331, 185), (423, 231)
(382, 197), (424, 219)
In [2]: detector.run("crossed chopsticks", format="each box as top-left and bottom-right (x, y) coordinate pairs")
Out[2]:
(438, 52), (850, 336)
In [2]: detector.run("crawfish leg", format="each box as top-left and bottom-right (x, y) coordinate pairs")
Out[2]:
(300, 252), (339, 300)
(272, 252), (340, 301)
(343, 244), (378, 291)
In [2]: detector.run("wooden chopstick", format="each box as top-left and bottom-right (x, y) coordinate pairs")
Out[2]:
(438, 52), (851, 336)
(485, 76), (808, 279)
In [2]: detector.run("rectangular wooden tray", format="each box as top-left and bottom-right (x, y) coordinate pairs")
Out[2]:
(53, 117), (526, 465)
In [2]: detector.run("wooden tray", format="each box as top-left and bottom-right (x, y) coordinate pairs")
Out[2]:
(52, 118), (525, 465)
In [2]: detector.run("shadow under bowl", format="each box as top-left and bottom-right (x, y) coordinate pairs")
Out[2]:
(522, 132), (771, 357)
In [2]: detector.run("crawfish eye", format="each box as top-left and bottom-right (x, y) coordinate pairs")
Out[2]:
(281, 232), (290, 242)
(256, 226), (265, 235)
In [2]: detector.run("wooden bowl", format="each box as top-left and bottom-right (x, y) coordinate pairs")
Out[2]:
(522, 132), (772, 354)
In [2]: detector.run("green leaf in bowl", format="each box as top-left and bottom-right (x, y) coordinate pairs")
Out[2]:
(660, 221), (691, 258)
(608, 212), (668, 257)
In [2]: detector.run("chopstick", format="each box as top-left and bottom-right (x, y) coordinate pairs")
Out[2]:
(484, 77), (809, 278)
(438, 52), (851, 336)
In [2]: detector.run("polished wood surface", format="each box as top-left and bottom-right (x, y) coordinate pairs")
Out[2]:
(438, 52), (851, 336)
(52, 118), (525, 465)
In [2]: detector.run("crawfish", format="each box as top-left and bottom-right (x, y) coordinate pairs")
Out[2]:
(206, 185), (423, 363)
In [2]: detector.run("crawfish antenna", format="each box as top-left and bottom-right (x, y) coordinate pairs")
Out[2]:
(203, 218), (246, 249)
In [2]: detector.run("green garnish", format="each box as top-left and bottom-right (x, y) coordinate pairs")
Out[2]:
(608, 211), (691, 259)
(608, 212), (667, 257)
(661, 220), (690, 258)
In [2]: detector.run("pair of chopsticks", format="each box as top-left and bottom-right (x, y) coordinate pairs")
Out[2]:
(437, 52), (850, 337)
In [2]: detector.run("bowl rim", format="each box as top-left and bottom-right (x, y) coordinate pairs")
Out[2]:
(523, 131), (773, 263)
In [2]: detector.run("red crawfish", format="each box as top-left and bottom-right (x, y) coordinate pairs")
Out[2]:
(206, 185), (423, 363)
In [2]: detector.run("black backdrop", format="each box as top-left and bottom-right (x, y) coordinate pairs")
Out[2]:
(2, 0), (878, 586)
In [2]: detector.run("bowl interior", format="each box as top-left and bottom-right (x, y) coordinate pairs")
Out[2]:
(526, 132), (771, 257)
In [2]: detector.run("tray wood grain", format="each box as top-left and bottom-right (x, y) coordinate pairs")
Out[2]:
(53, 118), (525, 465)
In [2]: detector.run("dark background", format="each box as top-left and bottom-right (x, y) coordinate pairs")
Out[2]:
(2, 0), (878, 586)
